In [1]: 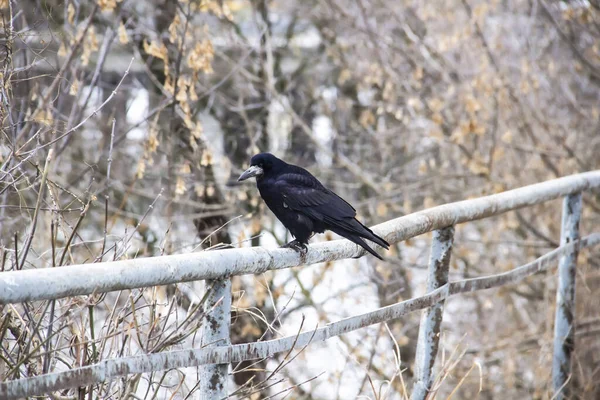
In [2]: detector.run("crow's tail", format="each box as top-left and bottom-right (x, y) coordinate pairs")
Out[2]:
(355, 220), (389, 250)
(344, 234), (385, 260)
(326, 218), (390, 259)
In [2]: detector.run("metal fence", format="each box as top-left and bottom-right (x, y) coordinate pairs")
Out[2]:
(1, 171), (600, 399)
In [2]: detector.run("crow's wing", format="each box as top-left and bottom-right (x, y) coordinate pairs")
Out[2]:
(274, 171), (356, 221)
(274, 170), (389, 254)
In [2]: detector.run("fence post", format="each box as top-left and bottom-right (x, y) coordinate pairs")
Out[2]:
(552, 193), (582, 399)
(199, 277), (232, 399)
(411, 226), (455, 400)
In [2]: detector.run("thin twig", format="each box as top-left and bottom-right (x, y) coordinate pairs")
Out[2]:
(20, 58), (134, 155)
(19, 149), (53, 269)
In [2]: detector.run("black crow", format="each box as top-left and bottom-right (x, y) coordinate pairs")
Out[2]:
(238, 153), (389, 259)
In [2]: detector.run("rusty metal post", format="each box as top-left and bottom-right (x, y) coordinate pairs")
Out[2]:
(552, 193), (582, 399)
(411, 226), (454, 400)
(199, 277), (232, 399)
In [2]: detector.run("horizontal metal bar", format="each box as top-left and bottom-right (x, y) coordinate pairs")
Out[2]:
(1, 171), (599, 304)
(2, 233), (598, 399)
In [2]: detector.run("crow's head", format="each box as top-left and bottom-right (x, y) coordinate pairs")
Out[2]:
(238, 153), (285, 181)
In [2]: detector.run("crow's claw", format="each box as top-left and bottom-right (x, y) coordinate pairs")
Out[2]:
(281, 239), (308, 256)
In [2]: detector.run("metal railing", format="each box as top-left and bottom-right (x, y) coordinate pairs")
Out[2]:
(1, 171), (599, 399)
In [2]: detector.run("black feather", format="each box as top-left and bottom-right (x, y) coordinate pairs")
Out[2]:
(240, 153), (389, 259)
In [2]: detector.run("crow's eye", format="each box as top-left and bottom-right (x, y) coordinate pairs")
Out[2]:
(259, 163), (264, 168)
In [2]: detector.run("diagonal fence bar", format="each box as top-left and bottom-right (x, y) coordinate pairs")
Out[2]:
(411, 226), (455, 400)
(199, 278), (232, 399)
(1, 171), (599, 305)
(2, 234), (598, 399)
(552, 193), (582, 399)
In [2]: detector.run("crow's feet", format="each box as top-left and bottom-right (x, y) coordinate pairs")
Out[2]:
(281, 239), (308, 257)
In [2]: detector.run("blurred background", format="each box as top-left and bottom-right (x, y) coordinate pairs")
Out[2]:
(1, 0), (600, 398)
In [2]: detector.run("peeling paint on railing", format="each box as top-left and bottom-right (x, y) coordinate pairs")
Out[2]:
(2, 234), (598, 399)
(1, 171), (599, 305)
(199, 278), (232, 399)
(552, 193), (582, 399)
(412, 226), (454, 400)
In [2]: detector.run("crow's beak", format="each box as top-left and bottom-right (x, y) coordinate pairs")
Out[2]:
(238, 165), (264, 181)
